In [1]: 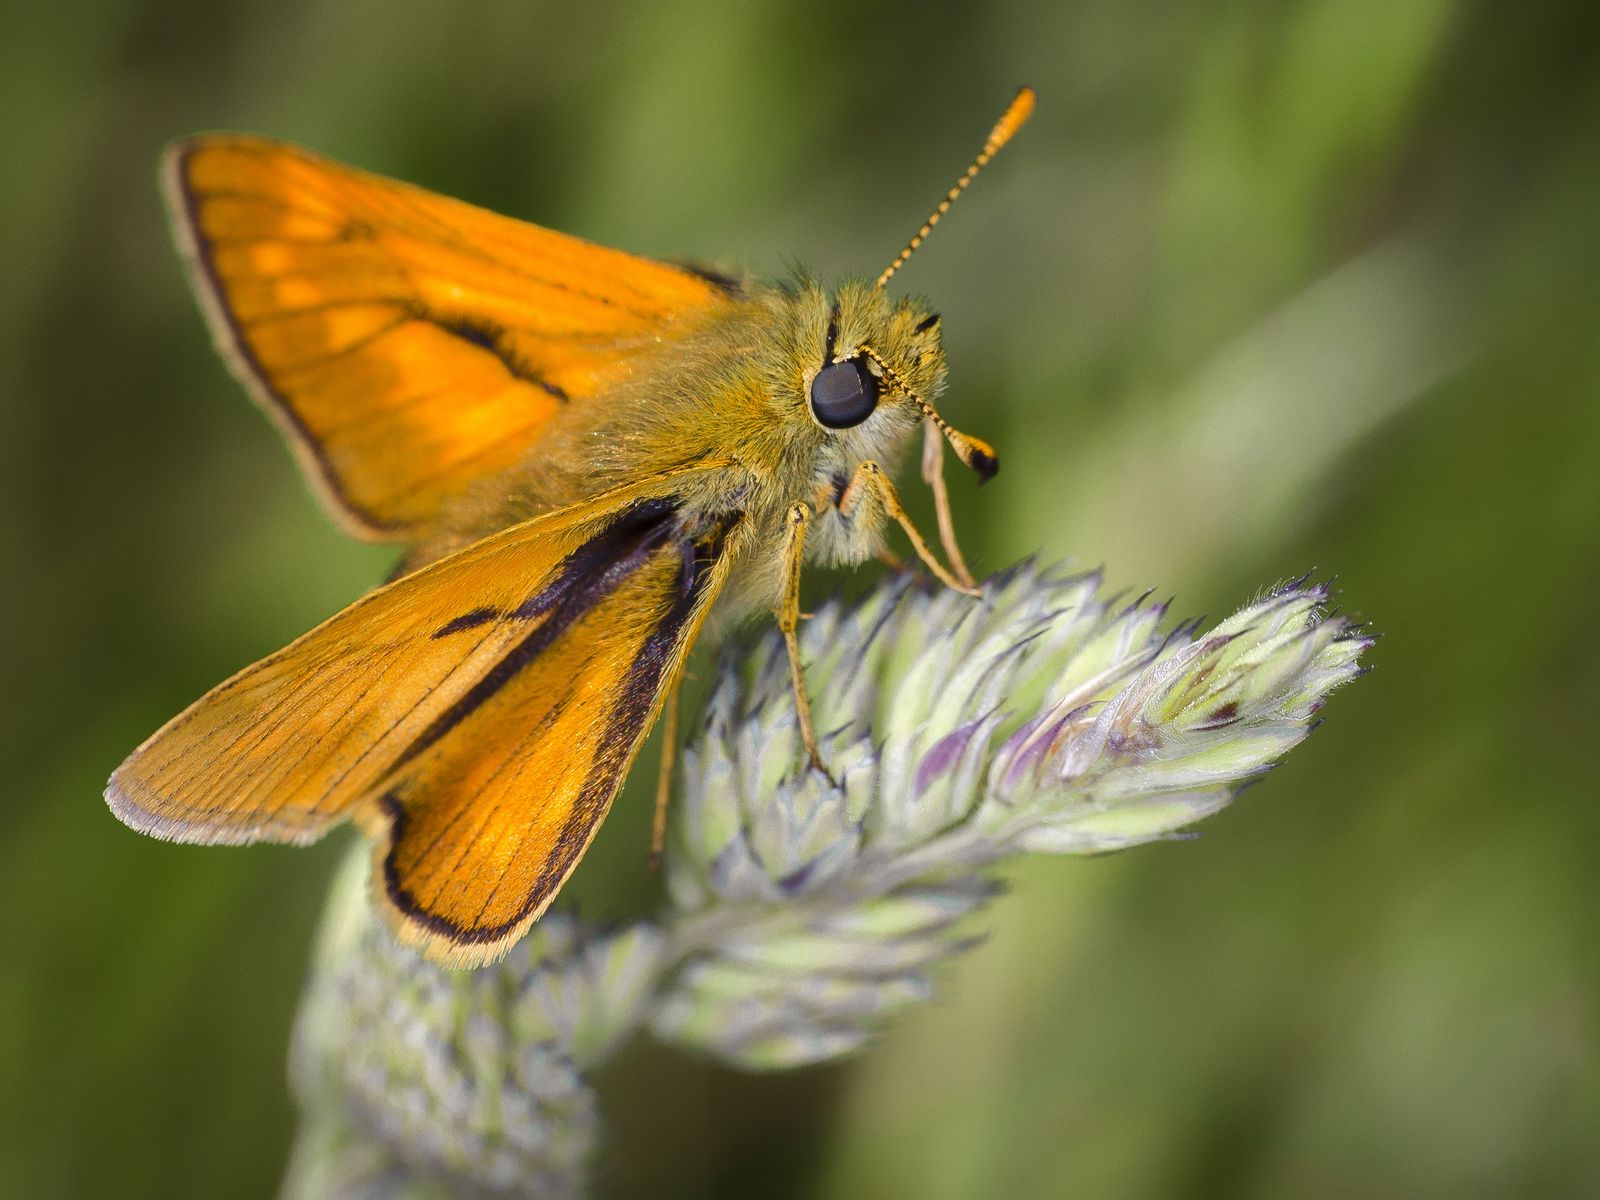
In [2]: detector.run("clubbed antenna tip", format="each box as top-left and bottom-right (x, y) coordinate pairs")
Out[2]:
(875, 86), (1037, 290)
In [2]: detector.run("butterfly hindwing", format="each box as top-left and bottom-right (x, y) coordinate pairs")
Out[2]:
(108, 466), (743, 966)
(164, 135), (737, 540)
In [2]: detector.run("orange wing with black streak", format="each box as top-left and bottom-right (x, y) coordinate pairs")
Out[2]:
(164, 135), (735, 540)
(107, 468), (743, 966)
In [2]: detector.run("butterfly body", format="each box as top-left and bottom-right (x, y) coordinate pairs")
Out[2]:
(423, 279), (944, 613)
(109, 89), (1032, 967)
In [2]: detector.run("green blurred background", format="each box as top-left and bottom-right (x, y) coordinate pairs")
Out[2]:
(4, 0), (1597, 1196)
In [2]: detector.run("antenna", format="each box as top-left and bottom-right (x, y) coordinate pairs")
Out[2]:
(874, 86), (1036, 290)
(857, 343), (998, 483)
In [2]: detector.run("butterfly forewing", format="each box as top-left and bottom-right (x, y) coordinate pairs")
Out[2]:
(108, 468), (743, 966)
(378, 506), (739, 963)
(165, 136), (736, 539)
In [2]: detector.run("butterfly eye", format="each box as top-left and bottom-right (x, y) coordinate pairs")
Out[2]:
(809, 358), (880, 429)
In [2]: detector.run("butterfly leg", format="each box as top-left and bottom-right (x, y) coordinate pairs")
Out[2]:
(777, 502), (838, 784)
(838, 461), (981, 597)
(921, 419), (978, 590)
(648, 679), (681, 870)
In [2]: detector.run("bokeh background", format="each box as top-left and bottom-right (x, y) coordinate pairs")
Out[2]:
(4, 1), (1597, 1196)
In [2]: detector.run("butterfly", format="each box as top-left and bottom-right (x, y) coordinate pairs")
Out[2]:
(107, 87), (1036, 967)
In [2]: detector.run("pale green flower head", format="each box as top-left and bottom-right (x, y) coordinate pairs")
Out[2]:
(285, 562), (1372, 1197)
(657, 564), (1368, 1066)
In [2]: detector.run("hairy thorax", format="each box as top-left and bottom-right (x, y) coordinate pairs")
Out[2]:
(423, 278), (947, 615)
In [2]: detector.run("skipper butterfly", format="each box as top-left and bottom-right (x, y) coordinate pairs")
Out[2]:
(108, 88), (1036, 966)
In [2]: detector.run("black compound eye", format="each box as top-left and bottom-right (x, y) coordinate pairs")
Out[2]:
(809, 358), (879, 429)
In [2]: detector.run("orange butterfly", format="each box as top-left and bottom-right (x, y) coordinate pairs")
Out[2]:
(108, 88), (1035, 966)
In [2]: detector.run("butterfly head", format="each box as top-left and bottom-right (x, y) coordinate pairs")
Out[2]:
(791, 86), (1035, 485)
(799, 281), (996, 485)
